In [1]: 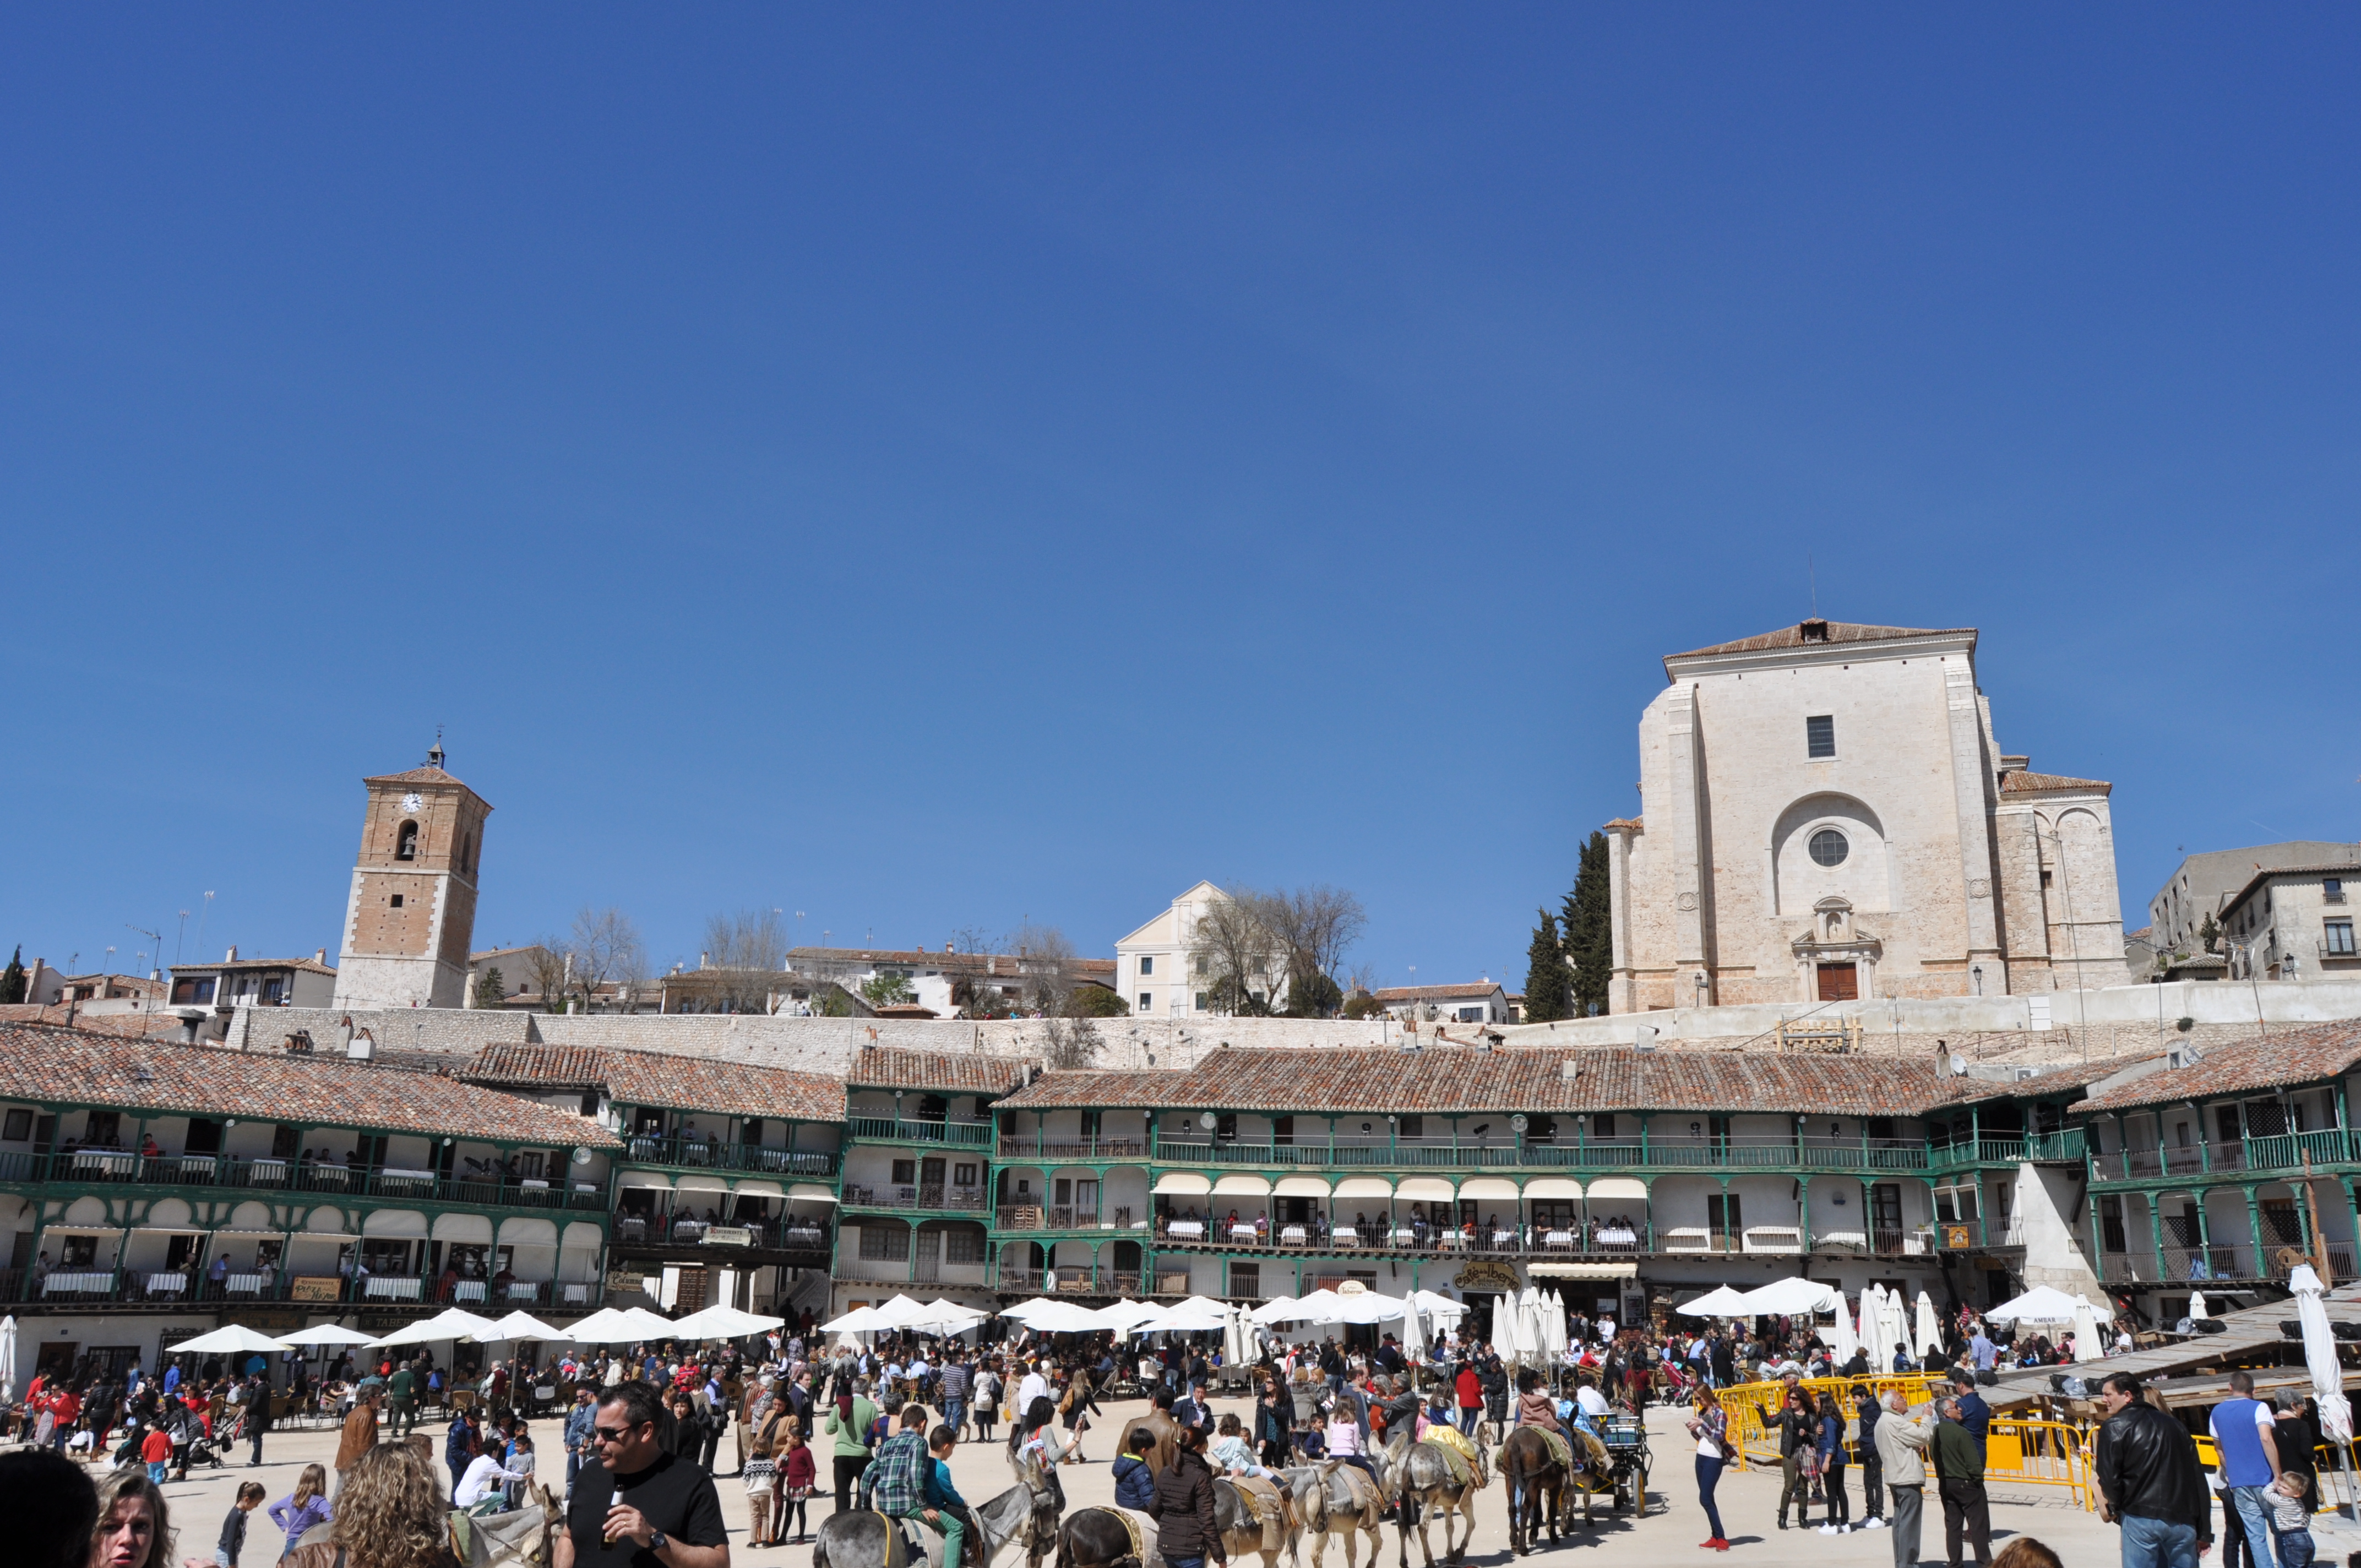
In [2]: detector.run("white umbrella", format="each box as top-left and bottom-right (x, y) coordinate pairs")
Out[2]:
(1399, 1291), (1428, 1364)
(1913, 1291), (1944, 1359)
(1007, 1300), (1107, 1335)
(169, 1325), (289, 1354)
(822, 1305), (884, 1333)
(1259, 1290), (1345, 1325)
(483, 1310), (567, 1342)
(616, 1306), (679, 1339)
(668, 1304), (786, 1340)
(1129, 1302), (1230, 1336)
(1733, 1277), (1841, 1317)
(868, 1295), (937, 1330)
(1249, 1295), (1303, 1325)
(1985, 1284), (2109, 1326)
(1880, 1291), (1911, 1366)
(2289, 1265), (2353, 1441)
(998, 1298), (1068, 1324)
(1676, 1286), (1748, 1317)
(2071, 1295), (2103, 1363)
(566, 1307), (661, 1344)
(1857, 1287), (1887, 1370)
(2188, 1290), (2210, 1324)
(920, 1300), (988, 1333)
(1332, 1291), (1411, 1327)
(277, 1324), (378, 1348)
(369, 1307), (501, 1348)
(1412, 1290), (1468, 1327)
(1826, 1291), (1859, 1363)
(1091, 1299), (1164, 1332)
(0, 1315), (15, 1402)
(1220, 1303), (1245, 1366)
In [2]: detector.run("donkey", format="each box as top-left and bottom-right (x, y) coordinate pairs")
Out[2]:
(813, 1460), (1063, 1568)
(1497, 1424), (1615, 1553)
(1288, 1460), (1390, 1568)
(1379, 1427), (1489, 1568)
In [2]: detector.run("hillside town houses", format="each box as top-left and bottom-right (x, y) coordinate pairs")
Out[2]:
(9, 617), (2361, 1376)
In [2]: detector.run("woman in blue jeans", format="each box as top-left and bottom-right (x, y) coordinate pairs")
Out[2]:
(1685, 1387), (1731, 1551)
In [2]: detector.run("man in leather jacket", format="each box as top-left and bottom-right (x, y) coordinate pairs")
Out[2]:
(2093, 1374), (2211, 1567)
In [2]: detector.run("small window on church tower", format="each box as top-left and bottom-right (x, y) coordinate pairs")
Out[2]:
(395, 820), (419, 861)
(1805, 715), (1836, 759)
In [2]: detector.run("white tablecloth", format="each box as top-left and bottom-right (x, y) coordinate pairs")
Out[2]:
(178, 1153), (219, 1175)
(71, 1151), (135, 1176)
(380, 1168), (437, 1183)
(1167, 1221), (1204, 1239)
(248, 1158), (289, 1184)
(1332, 1227), (1359, 1243)
(1492, 1231), (1519, 1245)
(365, 1276), (423, 1300)
(453, 1280), (488, 1302)
(225, 1272), (272, 1293)
(1230, 1225), (1259, 1241)
(144, 1273), (188, 1293)
(1599, 1227), (1638, 1246)
(521, 1178), (550, 1190)
(44, 1271), (115, 1294)
(1281, 1225), (1308, 1244)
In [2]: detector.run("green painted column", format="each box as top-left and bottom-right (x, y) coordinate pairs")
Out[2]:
(1797, 1175), (1813, 1253)
(2086, 1191), (2106, 1280)
(2193, 1104), (2210, 1173)
(2244, 1188), (2265, 1278)
(2147, 1194), (2166, 1282)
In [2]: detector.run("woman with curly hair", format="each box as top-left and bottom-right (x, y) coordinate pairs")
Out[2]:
(90, 1468), (175, 1568)
(333, 1443), (460, 1568)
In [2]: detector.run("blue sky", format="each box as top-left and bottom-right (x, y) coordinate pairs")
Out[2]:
(4, 8), (2356, 987)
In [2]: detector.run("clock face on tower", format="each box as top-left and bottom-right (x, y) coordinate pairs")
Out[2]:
(401, 792), (423, 814)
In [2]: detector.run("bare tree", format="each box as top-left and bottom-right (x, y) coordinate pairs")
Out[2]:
(1009, 922), (1082, 1016)
(1184, 889), (1290, 1015)
(1039, 1014), (1103, 1070)
(526, 938), (570, 1014)
(701, 909), (787, 1012)
(567, 907), (645, 1011)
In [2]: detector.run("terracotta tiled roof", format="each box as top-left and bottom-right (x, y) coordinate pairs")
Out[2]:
(459, 1042), (845, 1121)
(1373, 984), (1503, 1002)
(464, 1043), (610, 1089)
(365, 765), (472, 788)
(996, 1045), (2041, 1117)
(0, 1023), (618, 1146)
(173, 956), (338, 976)
(0, 1006), (192, 1038)
(852, 1046), (1032, 1095)
(1999, 770), (2112, 796)
(2072, 1023), (2361, 1115)
(1667, 621), (1971, 661)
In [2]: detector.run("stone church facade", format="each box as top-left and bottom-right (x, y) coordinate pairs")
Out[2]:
(1606, 619), (2129, 1013)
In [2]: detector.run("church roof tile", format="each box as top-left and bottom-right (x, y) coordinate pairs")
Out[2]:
(1667, 620), (1972, 661)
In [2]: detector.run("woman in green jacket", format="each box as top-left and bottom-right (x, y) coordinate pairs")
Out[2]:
(824, 1375), (881, 1514)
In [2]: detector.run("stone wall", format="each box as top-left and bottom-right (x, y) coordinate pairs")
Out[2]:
(215, 975), (2361, 1079)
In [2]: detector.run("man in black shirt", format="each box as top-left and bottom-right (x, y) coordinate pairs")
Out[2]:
(556, 1382), (731, 1568)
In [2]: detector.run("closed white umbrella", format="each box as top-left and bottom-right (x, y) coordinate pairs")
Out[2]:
(1880, 1291), (1911, 1367)
(1913, 1291), (1944, 1360)
(1826, 1291), (1859, 1363)
(0, 1315), (15, 1402)
(2290, 1265), (2353, 1441)
(2188, 1290), (2209, 1324)
(2071, 1295), (2103, 1363)
(169, 1325), (290, 1354)
(1399, 1290), (1427, 1364)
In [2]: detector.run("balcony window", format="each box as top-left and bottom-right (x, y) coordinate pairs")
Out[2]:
(858, 1226), (909, 1261)
(2327, 921), (2356, 955)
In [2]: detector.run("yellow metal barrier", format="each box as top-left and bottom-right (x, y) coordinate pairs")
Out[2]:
(1712, 1376), (2097, 1508)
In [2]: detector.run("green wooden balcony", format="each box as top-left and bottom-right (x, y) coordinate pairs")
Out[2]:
(847, 1117), (995, 1148)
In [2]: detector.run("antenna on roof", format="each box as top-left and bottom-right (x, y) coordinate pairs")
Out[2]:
(1808, 553), (1816, 619)
(427, 726), (446, 770)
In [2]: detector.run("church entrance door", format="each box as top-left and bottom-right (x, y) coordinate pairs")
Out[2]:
(1815, 962), (1859, 1001)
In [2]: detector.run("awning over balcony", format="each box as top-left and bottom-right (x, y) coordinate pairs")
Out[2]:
(1271, 1177), (1330, 1197)
(433, 1213), (493, 1244)
(1332, 1177), (1395, 1199)
(1530, 1262), (1638, 1279)
(1586, 1177), (1649, 1201)
(1525, 1178), (1584, 1200)
(1395, 1178), (1455, 1201)
(1459, 1178), (1520, 1201)
(676, 1173), (731, 1194)
(363, 1210), (427, 1238)
(1212, 1174), (1271, 1196)
(616, 1170), (674, 1191)
(733, 1179), (785, 1199)
(788, 1183), (837, 1204)
(1154, 1173), (1212, 1195)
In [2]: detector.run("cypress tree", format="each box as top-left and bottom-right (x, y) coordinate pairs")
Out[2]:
(1522, 909), (1571, 1022)
(0, 945), (22, 1004)
(1562, 831), (1614, 1016)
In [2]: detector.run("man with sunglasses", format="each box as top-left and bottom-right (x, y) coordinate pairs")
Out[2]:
(556, 1382), (731, 1568)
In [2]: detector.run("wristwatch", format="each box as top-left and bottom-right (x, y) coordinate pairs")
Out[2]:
(647, 1531), (669, 1554)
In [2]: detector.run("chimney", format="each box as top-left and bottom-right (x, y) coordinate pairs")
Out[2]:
(1799, 618), (1831, 643)
(314, 948), (327, 965)
(225, 945), (238, 962)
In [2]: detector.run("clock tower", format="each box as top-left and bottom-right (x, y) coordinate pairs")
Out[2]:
(330, 741), (493, 1011)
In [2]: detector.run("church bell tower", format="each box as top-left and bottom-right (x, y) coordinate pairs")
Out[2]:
(330, 740), (493, 1010)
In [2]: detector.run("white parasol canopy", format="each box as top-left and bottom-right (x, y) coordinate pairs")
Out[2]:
(1092, 1299), (1164, 1332)
(1879, 1289), (1911, 1365)
(616, 1306), (679, 1339)
(820, 1304), (885, 1334)
(0, 1315), (14, 1402)
(2188, 1290), (2210, 1324)
(278, 1323), (378, 1348)
(1677, 1286), (1749, 1317)
(1249, 1295), (1304, 1325)
(1913, 1291), (1944, 1359)
(169, 1325), (289, 1354)
(2289, 1265), (2354, 1441)
(1733, 1277), (1841, 1317)
(1856, 1287), (1887, 1369)
(368, 1307), (502, 1348)
(669, 1304), (788, 1340)
(483, 1311), (567, 1342)
(1130, 1301), (1230, 1336)
(1399, 1290), (1427, 1363)
(1004, 1299), (1107, 1335)
(1411, 1290), (1468, 1326)
(566, 1307), (662, 1344)
(1985, 1284), (2112, 1326)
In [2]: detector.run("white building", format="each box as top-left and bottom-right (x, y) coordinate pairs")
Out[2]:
(1115, 881), (1265, 1018)
(1373, 981), (1510, 1025)
(1607, 618), (2131, 1012)
(2217, 860), (2361, 981)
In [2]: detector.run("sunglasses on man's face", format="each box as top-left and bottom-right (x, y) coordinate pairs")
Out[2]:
(592, 1424), (646, 1442)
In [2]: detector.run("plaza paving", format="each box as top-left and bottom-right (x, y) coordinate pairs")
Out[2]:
(148, 1393), (2141, 1568)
